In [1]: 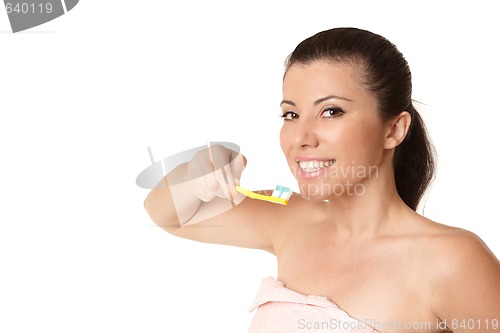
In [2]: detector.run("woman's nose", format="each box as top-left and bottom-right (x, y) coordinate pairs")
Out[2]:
(293, 120), (319, 149)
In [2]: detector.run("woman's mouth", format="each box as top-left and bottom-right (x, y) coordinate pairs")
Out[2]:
(299, 159), (336, 173)
(296, 159), (336, 179)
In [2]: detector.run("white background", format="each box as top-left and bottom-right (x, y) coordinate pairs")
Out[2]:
(1, 1), (499, 332)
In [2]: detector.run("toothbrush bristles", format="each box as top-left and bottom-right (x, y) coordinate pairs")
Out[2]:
(272, 185), (292, 200)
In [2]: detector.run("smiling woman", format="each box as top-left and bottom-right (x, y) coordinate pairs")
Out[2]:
(144, 27), (500, 333)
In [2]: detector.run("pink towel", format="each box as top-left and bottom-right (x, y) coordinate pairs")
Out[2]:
(248, 276), (379, 333)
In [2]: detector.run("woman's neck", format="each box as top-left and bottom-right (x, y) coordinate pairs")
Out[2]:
(324, 170), (411, 240)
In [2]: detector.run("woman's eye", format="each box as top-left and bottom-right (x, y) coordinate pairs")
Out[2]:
(321, 107), (345, 118)
(281, 111), (299, 121)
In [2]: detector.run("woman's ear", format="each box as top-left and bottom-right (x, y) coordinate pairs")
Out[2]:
(384, 111), (412, 149)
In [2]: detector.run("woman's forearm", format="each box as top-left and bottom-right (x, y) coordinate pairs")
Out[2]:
(144, 163), (202, 230)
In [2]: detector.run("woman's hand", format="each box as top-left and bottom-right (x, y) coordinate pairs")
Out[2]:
(186, 144), (246, 205)
(161, 144), (247, 226)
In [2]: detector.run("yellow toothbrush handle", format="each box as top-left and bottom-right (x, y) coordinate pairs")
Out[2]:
(235, 186), (289, 205)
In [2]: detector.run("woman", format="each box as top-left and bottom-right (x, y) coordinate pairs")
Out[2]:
(144, 28), (500, 332)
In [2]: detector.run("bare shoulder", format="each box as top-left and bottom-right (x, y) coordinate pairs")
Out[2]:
(411, 217), (499, 274)
(265, 192), (330, 247)
(417, 220), (498, 269)
(413, 218), (500, 321)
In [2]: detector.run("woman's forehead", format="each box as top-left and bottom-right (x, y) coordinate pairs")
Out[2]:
(282, 61), (369, 101)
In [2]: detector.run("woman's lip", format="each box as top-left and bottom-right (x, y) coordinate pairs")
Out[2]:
(295, 156), (335, 162)
(295, 159), (336, 179)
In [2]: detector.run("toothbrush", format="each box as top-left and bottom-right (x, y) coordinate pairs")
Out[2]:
(235, 185), (292, 205)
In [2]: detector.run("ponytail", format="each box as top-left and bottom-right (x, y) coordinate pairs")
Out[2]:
(393, 104), (436, 211)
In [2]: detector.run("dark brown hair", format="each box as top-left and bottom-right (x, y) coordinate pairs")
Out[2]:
(285, 28), (436, 211)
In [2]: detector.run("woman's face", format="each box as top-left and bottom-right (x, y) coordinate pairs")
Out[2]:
(280, 60), (389, 201)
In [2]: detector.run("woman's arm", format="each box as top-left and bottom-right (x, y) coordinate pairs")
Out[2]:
(427, 230), (500, 332)
(143, 145), (296, 252)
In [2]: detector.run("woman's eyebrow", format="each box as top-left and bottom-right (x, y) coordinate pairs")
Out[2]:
(313, 95), (353, 105)
(280, 95), (353, 107)
(280, 100), (296, 107)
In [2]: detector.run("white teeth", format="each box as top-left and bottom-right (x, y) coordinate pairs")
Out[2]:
(298, 159), (335, 173)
